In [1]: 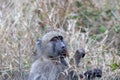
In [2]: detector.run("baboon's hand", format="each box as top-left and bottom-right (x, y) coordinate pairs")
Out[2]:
(60, 56), (69, 67)
(74, 48), (86, 67)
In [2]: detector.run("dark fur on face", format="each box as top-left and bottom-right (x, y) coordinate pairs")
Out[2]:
(49, 36), (69, 67)
(84, 68), (102, 80)
(50, 36), (68, 58)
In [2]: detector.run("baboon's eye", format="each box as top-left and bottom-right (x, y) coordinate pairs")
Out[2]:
(51, 37), (58, 41)
(50, 36), (63, 41)
(58, 36), (63, 40)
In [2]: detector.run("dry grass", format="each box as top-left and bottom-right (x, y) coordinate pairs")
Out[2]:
(0, 0), (120, 80)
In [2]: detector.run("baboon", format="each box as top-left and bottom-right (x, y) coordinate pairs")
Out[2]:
(69, 48), (86, 67)
(28, 30), (70, 80)
(32, 30), (68, 61)
(84, 68), (102, 80)
(74, 48), (86, 67)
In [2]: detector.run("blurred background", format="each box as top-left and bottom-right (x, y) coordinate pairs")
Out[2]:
(0, 0), (120, 80)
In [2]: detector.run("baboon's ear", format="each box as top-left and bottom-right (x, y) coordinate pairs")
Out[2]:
(36, 38), (42, 46)
(31, 39), (42, 62)
(35, 38), (42, 54)
(33, 39), (42, 53)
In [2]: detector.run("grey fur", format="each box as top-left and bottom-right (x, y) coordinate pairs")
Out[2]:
(28, 30), (70, 80)
(28, 59), (66, 80)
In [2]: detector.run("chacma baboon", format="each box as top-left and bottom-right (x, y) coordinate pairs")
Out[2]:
(32, 30), (68, 60)
(74, 48), (86, 67)
(28, 30), (70, 80)
(84, 68), (102, 80)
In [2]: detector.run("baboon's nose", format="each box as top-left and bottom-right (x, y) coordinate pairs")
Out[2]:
(62, 45), (65, 49)
(61, 43), (65, 49)
(62, 46), (67, 52)
(61, 45), (67, 53)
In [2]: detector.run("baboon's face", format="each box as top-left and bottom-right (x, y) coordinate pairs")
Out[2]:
(93, 69), (102, 77)
(84, 68), (102, 80)
(50, 36), (67, 57)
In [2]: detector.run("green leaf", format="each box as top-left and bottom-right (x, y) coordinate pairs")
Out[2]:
(86, 65), (91, 70)
(89, 35), (102, 41)
(114, 26), (119, 33)
(75, 1), (82, 8)
(99, 25), (106, 33)
(114, 77), (119, 80)
(111, 63), (119, 71)
(85, 9), (93, 16)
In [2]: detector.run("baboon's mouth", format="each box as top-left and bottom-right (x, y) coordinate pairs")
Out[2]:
(61, 50), (67, 53)
(95, 74), (102, 77)
(61, 50), (68, 57)
(61, 49), (67, 53)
